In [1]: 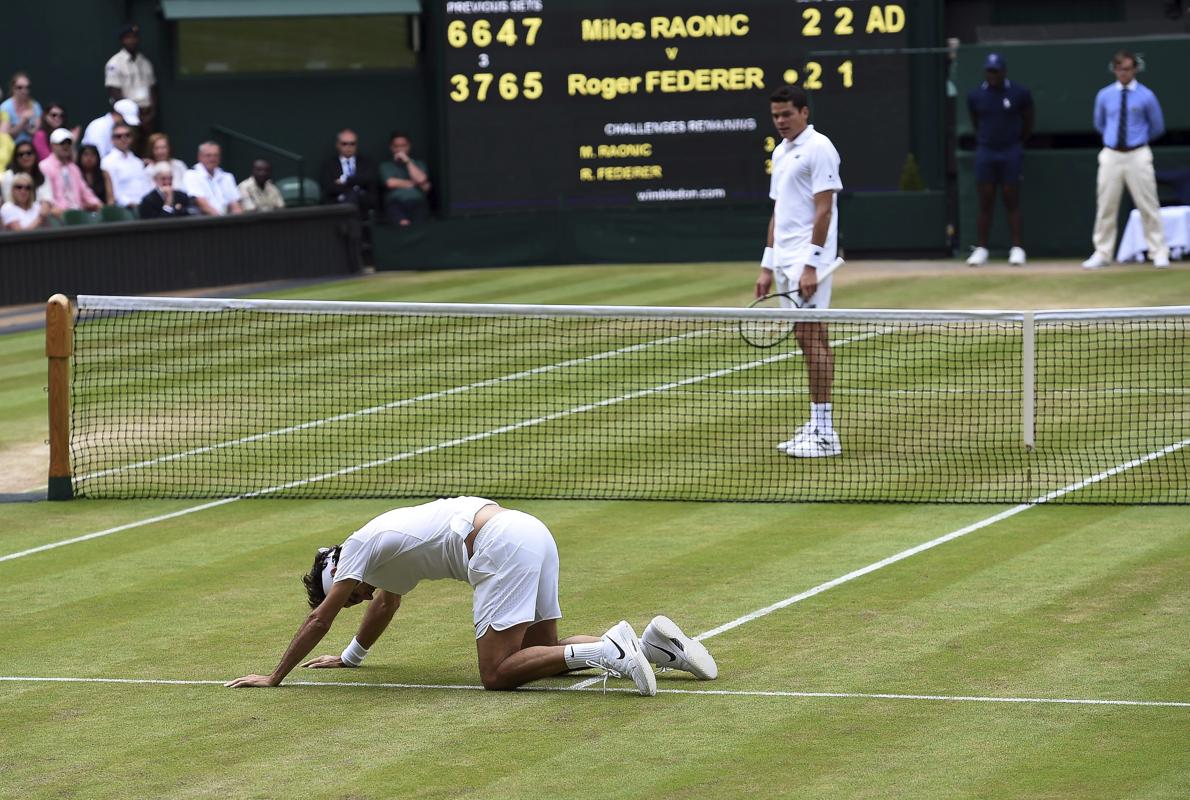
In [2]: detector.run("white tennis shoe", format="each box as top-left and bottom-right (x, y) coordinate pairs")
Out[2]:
(594, 620), (657, 696)
(1008, 246), (1026, 266)
(641, 615), (718, 681)
(1082, 253), (1110, 269)
(966, 246), (989, 267)
(777, 422), (815, 453)
(786, 427), (842, 458)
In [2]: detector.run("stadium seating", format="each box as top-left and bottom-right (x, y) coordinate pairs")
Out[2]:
(62, 209), (99, 226)
(276, 176), (321, 207)
(99, 205), (137, 223)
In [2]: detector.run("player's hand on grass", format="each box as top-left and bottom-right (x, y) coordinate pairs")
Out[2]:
(300, 654), (352, 669)
(225, 674), (280, 688)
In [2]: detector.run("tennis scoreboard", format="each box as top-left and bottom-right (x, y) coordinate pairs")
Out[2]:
(441, 0), (922, 213)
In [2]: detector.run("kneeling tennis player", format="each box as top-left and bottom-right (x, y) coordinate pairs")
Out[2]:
(226, 496), (717, 696)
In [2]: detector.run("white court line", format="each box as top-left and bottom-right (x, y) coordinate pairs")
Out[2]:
(4, 332), (880, 563)
(569, 436), (1190, 688)
(0, 676), (1185, 709)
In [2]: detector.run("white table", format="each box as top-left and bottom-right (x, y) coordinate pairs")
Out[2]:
(1116, 205), (1190, 262)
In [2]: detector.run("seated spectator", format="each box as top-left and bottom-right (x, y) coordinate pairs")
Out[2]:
(2, 141), (53, 205)
(106, 24), (158, 144)
(0, 73), (43, 145)
(77, 144), (114, 205)
(82, 98), (139, 158)
(318, 128), (377, 215)
(144, 132), (187, 187)
(1, 174), (53, 230)
(139, 161), (192, 219)
(100, 123), (149, 208)
(39, 128), (101, 213)
(237, 159), (285, 212)
(380, 131), (432, 226)
(183, 141), (241, 216)
(33, 103), (81, 162)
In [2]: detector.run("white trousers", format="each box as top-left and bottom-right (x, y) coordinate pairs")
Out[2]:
(1092, 145), (1168, 262)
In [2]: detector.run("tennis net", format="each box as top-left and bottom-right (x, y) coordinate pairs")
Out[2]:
(62, 296), (1189, 503)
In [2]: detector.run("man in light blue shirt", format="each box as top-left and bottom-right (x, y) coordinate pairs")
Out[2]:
(1083, 50), (1169, 269)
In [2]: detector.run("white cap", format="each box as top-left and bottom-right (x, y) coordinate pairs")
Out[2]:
(50, 128), (74, 145)
(113, 98), (140, 125)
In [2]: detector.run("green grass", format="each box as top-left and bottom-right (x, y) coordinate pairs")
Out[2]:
(1, 260), (1188, 798)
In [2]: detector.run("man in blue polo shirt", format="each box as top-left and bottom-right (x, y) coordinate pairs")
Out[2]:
(966, 53), (1033, 267)
(1082, 50), (1169, 270)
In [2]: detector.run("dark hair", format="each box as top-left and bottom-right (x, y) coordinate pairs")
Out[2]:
(39, 102), (65, 134)
(12, 143), (45, 187)
(389, 131), (411, 143)
(770, 85), (809, 110)
(78, 144), (101, 169)
(1112, 50), (1137, 69)
(302, 546), (340, 609)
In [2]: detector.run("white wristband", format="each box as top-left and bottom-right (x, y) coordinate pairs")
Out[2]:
(806, 248), (829, 269)
(340, 637), (369, 667)
(761, 246), (774, 269)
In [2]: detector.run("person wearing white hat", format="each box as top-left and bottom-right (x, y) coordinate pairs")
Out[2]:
(39, 128), (101, 213)
(226, 497), (719, 695)
(82, 98), (140, 158)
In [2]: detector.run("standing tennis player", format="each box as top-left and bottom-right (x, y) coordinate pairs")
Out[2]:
(757, 85), (844, 458)
(226, 496), (717, 696)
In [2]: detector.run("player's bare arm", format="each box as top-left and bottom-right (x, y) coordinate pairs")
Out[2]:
(226, 579), (358, 687)
(799, 191), (835, 299)
(756, 213), (776, 298)
(301, 590), (402, 669)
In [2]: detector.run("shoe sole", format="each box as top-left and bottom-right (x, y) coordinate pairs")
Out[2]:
(645, 615), (718, 681)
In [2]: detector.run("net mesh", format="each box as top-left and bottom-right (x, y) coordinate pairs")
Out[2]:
(68, 297), (1189, 503)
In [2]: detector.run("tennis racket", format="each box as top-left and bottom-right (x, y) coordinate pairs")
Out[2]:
(738, 257), (846, 348)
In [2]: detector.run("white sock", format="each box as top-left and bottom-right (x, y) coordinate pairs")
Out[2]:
(811, 402), (833, 432)
(564, 642), (605, 670)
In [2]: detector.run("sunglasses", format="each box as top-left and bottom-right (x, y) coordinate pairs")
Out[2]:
(16, 150), (35, 157)
(113, 133), (132, 139)
(47, 110), (63, 117)
(13, 185), (32, 190)
(339, 140), (357, 146)
(14, 84), (30, 90)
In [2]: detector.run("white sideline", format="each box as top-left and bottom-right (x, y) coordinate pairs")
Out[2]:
(1, 330), (881, 564)
(569, 436), (1190, 689)
(0, 676), (1185, 709)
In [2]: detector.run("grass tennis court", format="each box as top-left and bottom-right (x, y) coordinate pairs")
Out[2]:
(2, 260), (1188, 798)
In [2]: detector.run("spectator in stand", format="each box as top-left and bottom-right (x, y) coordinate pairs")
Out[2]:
(105, 24), (158, 143)
(101, 123), (149, 208)
(33, 104), (81, 162)
(2, 142), (53, 205)
(0, 73), (43, 146)
(380, 131), (431, 226)
(144, 132), (187, 187)
(2, 174), (54, 231)
(184, 141), (242, 216)
(238, 159), (285, 212)
(319, 129), (378, 215)
(139, 161), (192, 219)
(82, 98), (139, 158)
(40, 128), (102, 214)
(77, 144), (114, 206)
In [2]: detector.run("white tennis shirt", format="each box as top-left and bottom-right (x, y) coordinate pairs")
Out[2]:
(333, 496), (495, 596)
(769, 124), (843, 267)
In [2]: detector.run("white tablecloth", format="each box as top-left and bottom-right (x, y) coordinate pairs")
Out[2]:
(1116, 205), (1190, 262)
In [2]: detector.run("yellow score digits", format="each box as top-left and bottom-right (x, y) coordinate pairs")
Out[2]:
(801, 4), (905, 36)
(450, 72), (544, 102)
(447, 17), (543, 48)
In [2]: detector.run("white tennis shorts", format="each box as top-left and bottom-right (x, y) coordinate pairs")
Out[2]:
(467, 510), (561, 639)
(775, 263), (832, 310)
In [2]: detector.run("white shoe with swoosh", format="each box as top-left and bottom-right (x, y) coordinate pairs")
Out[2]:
(593, 620), (656, 696)
(641, 615), (718, 680)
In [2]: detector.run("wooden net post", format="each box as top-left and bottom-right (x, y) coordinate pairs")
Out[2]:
(46, 294), (73, 500)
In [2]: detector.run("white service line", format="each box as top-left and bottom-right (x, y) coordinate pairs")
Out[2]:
(4, 330), (880, 563)
(0, 676), (1185, 709)
(569, 436), (1190, 689)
